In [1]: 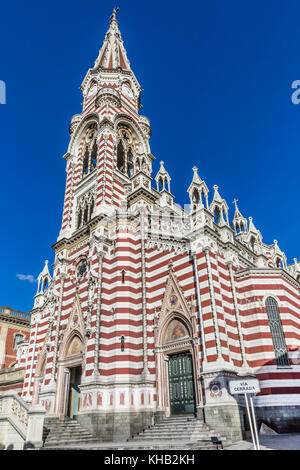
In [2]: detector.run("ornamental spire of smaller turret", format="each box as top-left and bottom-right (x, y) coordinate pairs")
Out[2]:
(232, 199), (248, 233)
(209, 185), (229, 226)
(94, 8), (131, 71)
(187, 167), (209, 210)
(155, 161), (171, 193)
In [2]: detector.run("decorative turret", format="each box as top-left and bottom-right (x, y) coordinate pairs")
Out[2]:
(155, 161), (171, 193)
(209, 185), (229, 226)
(272, 240), (287, 269)
(154, 161), (174, 209)
(187, 166), (209, 212)
(243, 217), (263, 254)
(290, 258), (300, 282)
(232, 199), (248, 234)
(37, 260), (51, 294)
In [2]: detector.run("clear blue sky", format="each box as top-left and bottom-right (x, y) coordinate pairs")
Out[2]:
(1, 0), (300, 312)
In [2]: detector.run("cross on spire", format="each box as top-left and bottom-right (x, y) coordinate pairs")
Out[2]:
(110, 7), (119, 23)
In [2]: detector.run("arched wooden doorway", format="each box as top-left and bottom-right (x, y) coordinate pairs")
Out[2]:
(155, 314), (200, 417)
(56, 333), (84, 420)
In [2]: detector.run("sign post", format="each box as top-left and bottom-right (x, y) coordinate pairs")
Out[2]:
(229, 378), (260, 450)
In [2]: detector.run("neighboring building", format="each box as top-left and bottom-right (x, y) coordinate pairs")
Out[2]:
(0, 306), (31, 395)
(16, 10), (300, 442)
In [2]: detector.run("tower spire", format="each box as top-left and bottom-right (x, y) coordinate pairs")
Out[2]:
(94, 8), (131, 71)
(232, 199), (248, 233)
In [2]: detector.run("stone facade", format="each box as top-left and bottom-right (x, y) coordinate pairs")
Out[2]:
(13, 9), (300, 443)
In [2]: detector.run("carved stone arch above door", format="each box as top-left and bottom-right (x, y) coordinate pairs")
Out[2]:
(58, 294), (86, 362)
(154, 267), (203, 417)
(154, 268), (197, 348)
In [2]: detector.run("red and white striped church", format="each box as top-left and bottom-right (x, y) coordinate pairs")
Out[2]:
(16, 9), (300, 442)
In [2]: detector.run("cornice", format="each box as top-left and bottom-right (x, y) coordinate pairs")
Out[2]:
(127, 187), (158, 206)
(53, 215), (116, 253)
(236, 266), (300, 288)
(74, 171), (96, 195)
(0, 313), (31, 328)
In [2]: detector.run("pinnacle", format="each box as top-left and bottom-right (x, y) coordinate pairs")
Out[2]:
(94, 8), (131, 71)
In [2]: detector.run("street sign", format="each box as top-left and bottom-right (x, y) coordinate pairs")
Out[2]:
(229, 378), (261, 450)
(229, 378), (260, 395)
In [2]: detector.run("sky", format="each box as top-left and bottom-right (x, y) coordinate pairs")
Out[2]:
(1, 0), (300, 313)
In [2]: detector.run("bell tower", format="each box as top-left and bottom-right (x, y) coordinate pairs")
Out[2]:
(58, 8), (154, 242)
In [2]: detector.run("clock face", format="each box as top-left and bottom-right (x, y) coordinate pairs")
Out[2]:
(122, 84), (134, 99)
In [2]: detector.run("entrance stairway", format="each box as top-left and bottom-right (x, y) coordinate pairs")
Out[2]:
(42, 416), (227, 450)
(127, 416), (228, 449)
(42, 418), (97, 448)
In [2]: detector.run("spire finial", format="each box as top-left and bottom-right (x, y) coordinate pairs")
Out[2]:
(110, 7), (119, 23)
(233, 198), (238, 208)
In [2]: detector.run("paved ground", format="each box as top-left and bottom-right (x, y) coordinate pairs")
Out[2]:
(226, 433), (300, 450)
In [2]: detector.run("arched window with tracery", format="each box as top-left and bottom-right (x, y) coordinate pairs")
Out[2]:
(81, 125), (98, 178)
(76, 191), (95, 230)
(265, 297), (290, 367)
(116, 126), (135, 177)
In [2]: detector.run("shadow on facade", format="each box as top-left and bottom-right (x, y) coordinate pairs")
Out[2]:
(211, 351), (300, 438)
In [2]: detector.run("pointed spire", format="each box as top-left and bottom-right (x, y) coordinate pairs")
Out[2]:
(232, 199), (248, 233)
(41, 260), (50, 278)
(272, 239), (286, 268)
(248, 217), (259, 235)
(187, 166), (209, 210)
(37, 260), (52, 294)
(191, 166), (202, 185)
(209, 185), (229, 225)
(155, 161), (171, 193)
(94, 8), (131, 71)
(211, 185), (223, 204)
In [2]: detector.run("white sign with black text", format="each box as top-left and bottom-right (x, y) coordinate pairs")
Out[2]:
(229, 379), (260, 395)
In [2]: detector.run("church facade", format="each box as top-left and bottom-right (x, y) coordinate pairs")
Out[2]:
(16, 10), (300, 442)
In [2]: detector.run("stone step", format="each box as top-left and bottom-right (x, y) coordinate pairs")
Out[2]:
(45, 429), (91, 436)
(142, 425), (209, 432)
(43, 418), (96, 448)
(43, 444), (217, 451)
(127, 416), (226, 449)
(44, 438), (97, 447)
(46, 435), (94, 439)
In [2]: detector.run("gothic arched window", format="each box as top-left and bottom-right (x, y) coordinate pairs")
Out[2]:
(76, 194), (95, 230)
(82, 148), (89, 176)
(116, 126), (135, 177)
(77, 208), (82, 229)
(213, 207), (220, 224)
(127, 148), (134, 177)
(158, 177), (164, 192)
(117, 140), (125, 173)
(265, 297), (290, 367)
(81, 126), (98, 178)
(91, 141), (97, 170)
(250, 236), (256, 252)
